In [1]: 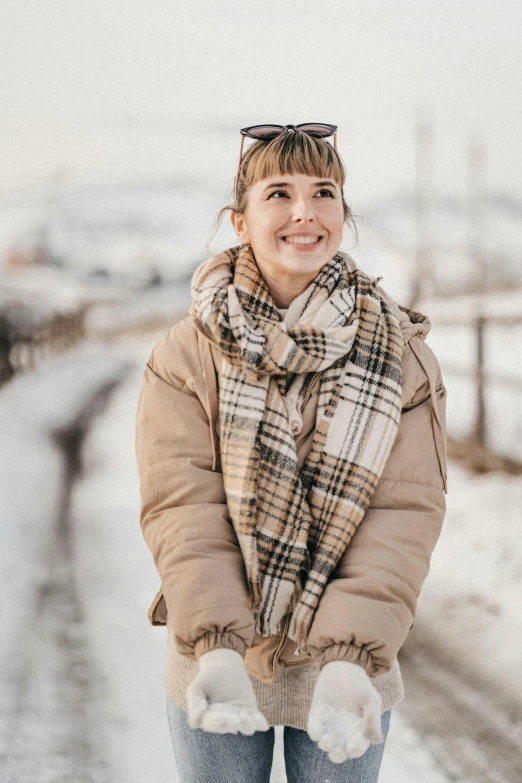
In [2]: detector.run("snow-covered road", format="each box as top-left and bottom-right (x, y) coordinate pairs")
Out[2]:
(2, 326), (521, 781)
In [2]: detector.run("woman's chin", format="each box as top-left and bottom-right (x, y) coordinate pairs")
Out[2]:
(277, 251), (330, 276)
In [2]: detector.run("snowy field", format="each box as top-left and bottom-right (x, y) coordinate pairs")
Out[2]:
(1, 320), (521, 781)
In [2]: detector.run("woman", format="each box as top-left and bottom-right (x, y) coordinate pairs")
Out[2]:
(135, 124), (448, 782)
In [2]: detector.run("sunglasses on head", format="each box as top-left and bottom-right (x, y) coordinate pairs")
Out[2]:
(234, 123), (338, 202)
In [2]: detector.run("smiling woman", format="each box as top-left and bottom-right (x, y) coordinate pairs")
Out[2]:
(230, 173), (345, 307)
(135, 124), (448, 783)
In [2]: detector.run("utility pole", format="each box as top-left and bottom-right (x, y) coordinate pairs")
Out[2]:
(410, 104), (434, 310)
(467, 128), (488, 449)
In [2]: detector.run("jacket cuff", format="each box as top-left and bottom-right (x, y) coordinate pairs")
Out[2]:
(193, 631), (247, 661)
(313, 642), (379, 677)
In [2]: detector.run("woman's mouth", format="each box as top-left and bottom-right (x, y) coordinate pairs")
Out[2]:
(282, 235), (323, 250)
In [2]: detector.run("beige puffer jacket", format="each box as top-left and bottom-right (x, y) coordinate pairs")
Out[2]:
(135, 290), (448, 686)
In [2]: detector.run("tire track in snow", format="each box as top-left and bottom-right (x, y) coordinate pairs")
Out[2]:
(398, 630), (522, 783)
(7, 378), (125, 783)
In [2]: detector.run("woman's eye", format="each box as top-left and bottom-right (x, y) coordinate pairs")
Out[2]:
(268, 189), (334, 199)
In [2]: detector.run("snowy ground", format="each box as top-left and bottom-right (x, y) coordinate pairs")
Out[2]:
(1, 324), (521, 781)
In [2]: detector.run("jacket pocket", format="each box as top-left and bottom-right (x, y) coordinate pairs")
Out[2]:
(148, 588), (167, 626)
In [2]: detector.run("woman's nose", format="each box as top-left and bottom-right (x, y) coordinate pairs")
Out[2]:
(291, 198), (315, 221)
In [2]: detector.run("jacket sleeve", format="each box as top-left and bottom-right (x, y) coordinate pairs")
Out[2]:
(134, 325), (257, 661)
(306, 336), (448, 678)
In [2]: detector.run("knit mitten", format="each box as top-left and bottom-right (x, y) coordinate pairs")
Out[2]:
(307, 661), (383, 764)
(186, 648), (270, 735)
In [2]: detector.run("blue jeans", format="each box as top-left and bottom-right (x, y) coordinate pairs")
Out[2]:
(166, 696), (391, 783)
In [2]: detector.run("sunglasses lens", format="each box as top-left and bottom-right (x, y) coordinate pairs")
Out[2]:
(242, 125), (284, 139)
(297, 124), (336, 137)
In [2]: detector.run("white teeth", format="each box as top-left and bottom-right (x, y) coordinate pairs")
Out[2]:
(284, 235), (320, 244)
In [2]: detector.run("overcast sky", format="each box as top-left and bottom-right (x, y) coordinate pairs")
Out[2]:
(1, 0), (520, 204)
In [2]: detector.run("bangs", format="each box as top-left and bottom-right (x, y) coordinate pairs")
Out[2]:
(241, 131), (345, 189)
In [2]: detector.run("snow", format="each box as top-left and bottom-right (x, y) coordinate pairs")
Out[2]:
(415, 461), (522, 702)
(85, 281), (192, 337)
(0, 181), (234, 286)
(0, 264), (193, 351)
(70, 333), (177, 782)
(380, 712), (450, 783)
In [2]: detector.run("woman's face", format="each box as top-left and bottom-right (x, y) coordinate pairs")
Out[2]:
(230, 172), (345, 300)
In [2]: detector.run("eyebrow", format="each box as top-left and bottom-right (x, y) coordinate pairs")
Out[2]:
(262, 180), (337, 193)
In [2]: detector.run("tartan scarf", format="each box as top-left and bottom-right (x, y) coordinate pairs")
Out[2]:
(190, 244), (405, 653)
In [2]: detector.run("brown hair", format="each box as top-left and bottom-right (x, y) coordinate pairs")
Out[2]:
(206, 129), (359, 253)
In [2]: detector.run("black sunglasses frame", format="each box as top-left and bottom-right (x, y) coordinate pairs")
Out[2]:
(240, 123), (337, 140)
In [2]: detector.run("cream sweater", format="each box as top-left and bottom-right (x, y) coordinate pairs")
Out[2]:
(161, 306), (405, 728)
(163, 630), (404, 730)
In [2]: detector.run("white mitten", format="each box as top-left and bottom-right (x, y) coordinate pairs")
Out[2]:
(307, 660), (383, 764)
(186, 647), (269, 735)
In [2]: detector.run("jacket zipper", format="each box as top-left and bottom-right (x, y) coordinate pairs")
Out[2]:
(272, 612), (313, 670)
(280, 640), (312, 666)
(300, 372), (319, 412)
(269, 613), (292, 677)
